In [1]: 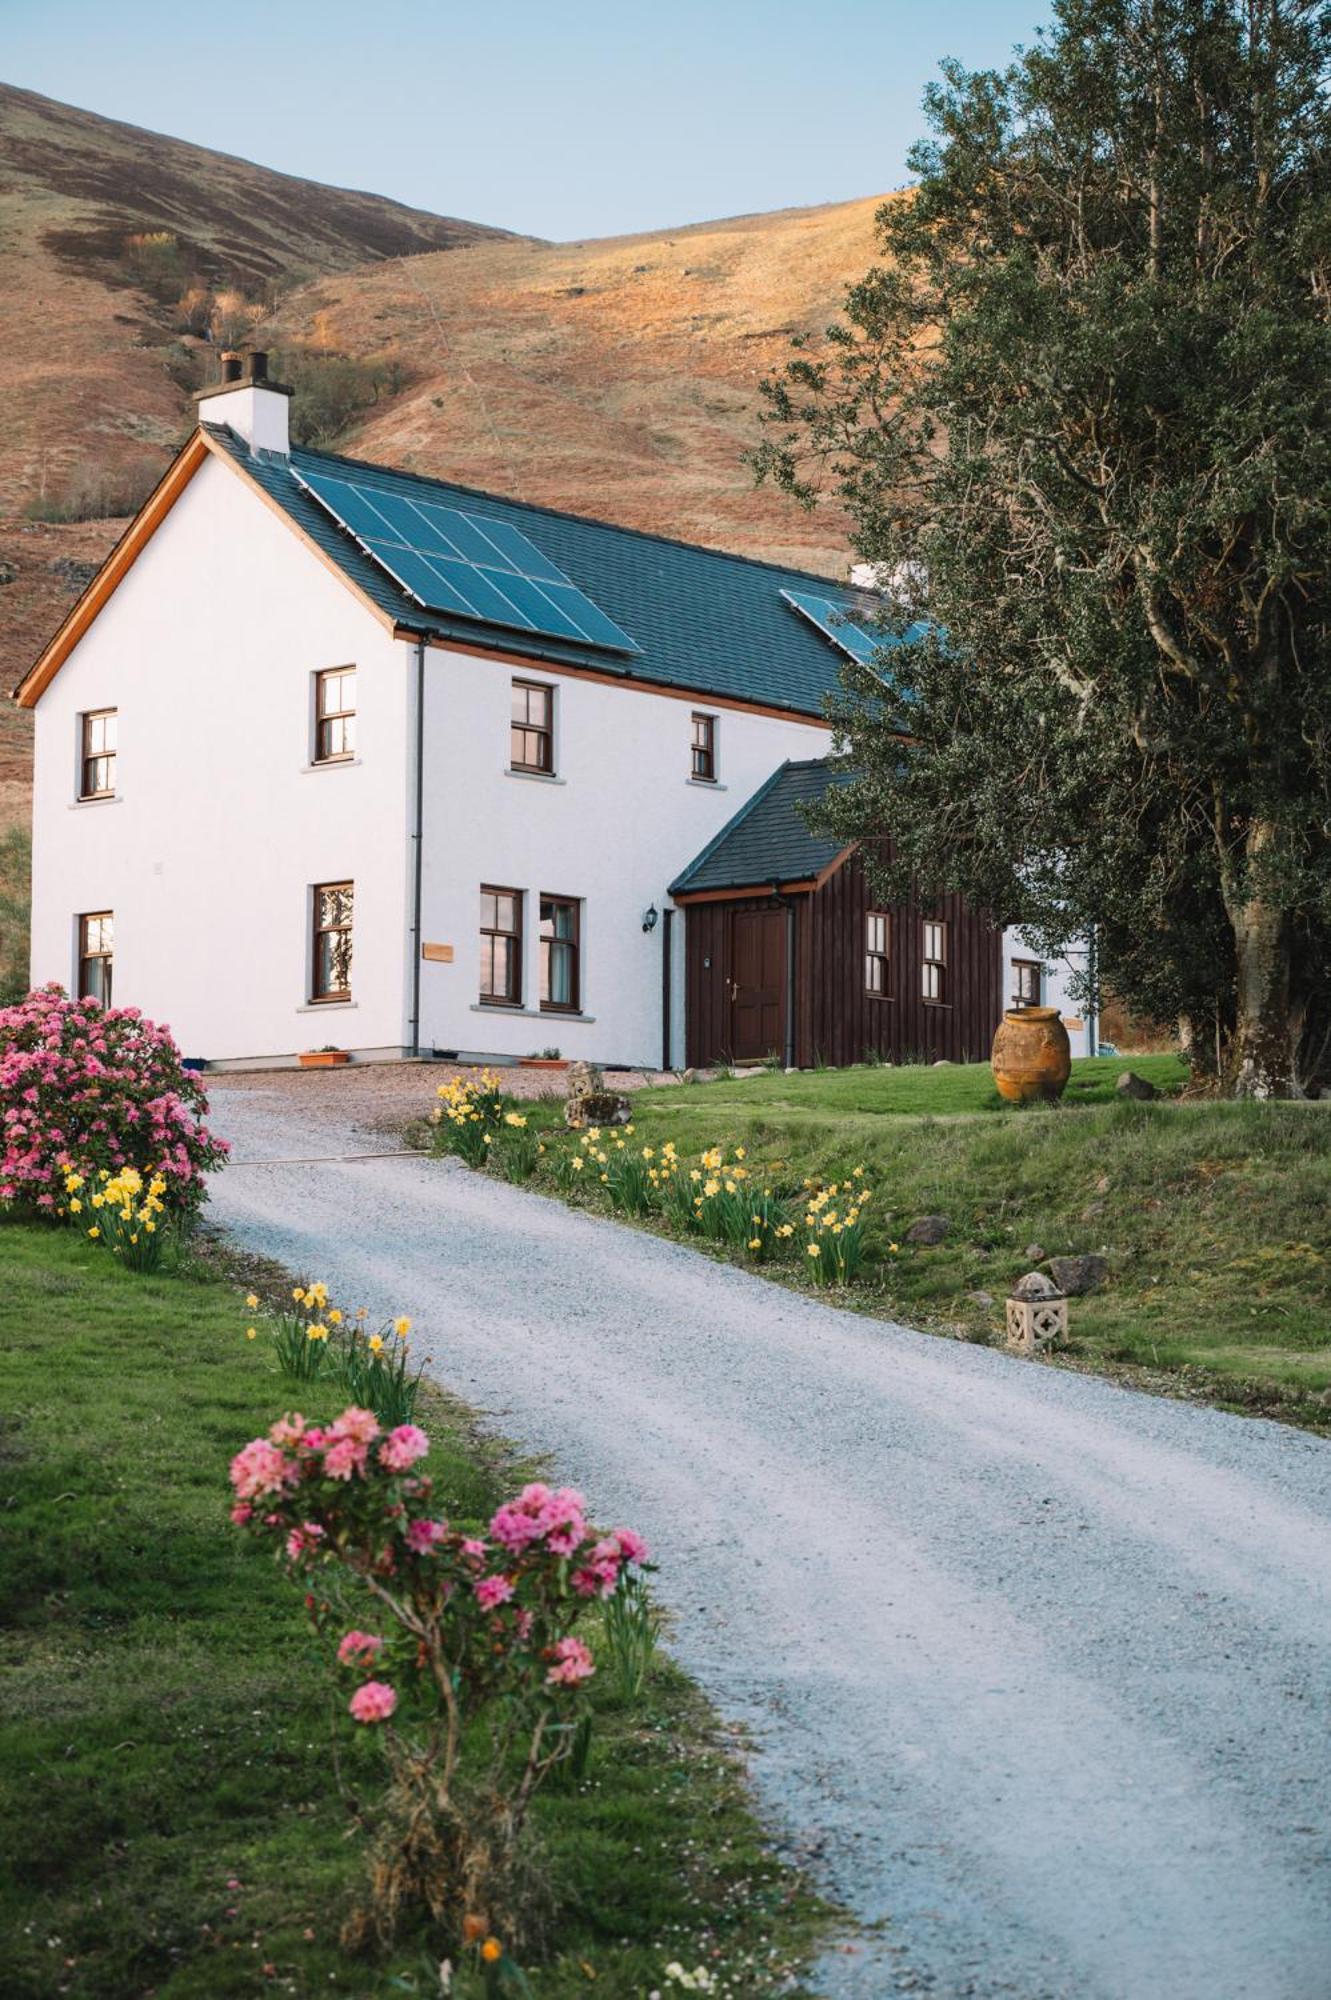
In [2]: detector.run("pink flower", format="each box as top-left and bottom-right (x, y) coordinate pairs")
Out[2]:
(378, 1423), (429, 1472)
(329, 1406), (381, 1445)
(545, 1636), (595, 1687)
(611, 1526), (649, 1565)
(322, 1436), (368, 1481)
(349, 1680), (397, 1724)
(285, 1522), (325, 1561)
(461, 1537), (488, 1563)
(337, 1630), (384, 1667)
(269, 1414), (308, 1448)
(229, 1502), (253, 1525)
(405, 1517), (448, 1554)
(474, 1574), (514, 1609)
(229, 1438), (294, 1500)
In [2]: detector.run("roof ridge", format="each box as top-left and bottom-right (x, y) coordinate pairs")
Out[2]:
(289, 440), (853, 590)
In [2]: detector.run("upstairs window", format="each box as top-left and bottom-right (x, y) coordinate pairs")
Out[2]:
(540, 895), (580, 1012)
(480, 887), (523, 1006)
(80, 710), (117, 799)
(691, 712), (717, 782)
(315, 668), (356, 763)
(1013, 958), (1042, 1007)
(511, 680), (554, 774)
(78, 911), (114, 1006)
(865, 912), (890, 996)
(922, 919), (948, 1003)
(311, 882), (354, 1001)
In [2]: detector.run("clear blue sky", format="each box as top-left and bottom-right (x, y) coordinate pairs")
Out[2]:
(4, 0), (1051, 240)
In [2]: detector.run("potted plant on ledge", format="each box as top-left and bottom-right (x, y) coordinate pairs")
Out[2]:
(519, 1047), (568, 1072)
(299, 1045), (351, 1069)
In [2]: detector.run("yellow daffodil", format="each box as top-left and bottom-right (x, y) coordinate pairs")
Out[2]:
(394, 1317), (413, 1337)
(368, 1334), (384, 1354)
(246, 1292), (259, 1309)
(246, 1326), (258, 1341)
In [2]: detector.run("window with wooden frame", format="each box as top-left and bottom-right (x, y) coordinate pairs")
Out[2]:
(77, 911), (114, 1006)
(539, 895), (580, 1012)
(510, 680), (554, 774)
(314, 668), (356, 764)
(922, 919), (948, 1003)
(865, 911), (890, 996)
(311, 882), (354, 1001)
(691, 712), (717, 782)
(480, 887), (523, 1006)
(1012, 958), (1042, 1007)
(79, 709), (117, 799)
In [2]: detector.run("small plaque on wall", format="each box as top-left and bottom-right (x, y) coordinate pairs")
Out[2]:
(422, 943), (454, 963)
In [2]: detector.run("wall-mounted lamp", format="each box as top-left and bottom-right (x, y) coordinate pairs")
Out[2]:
(642, 903), (659, 934)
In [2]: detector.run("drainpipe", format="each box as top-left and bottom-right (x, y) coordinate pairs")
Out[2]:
(408, 636), (426, 1058)
(661, 907), (674, 1072)
(1086, 924), (1099, 1058)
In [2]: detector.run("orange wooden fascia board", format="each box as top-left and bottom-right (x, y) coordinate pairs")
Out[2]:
(13, 432), (210, 708)
(811, 843), (859, 890)
(199, 430), (400, 635)
(670, 879), (818, 905)
(406, 628), (835, 729)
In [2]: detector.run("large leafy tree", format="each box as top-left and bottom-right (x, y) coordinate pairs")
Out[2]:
(754, 0), (1331, 1096)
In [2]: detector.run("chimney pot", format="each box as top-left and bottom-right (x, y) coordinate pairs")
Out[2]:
(195, 346), (293, 455)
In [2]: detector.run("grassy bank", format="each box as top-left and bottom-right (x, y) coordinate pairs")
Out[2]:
(0, 1221), (828, 1998)
(438, 1057), (1330, 1433)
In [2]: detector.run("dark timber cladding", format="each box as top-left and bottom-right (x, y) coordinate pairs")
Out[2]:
(672, 760), (1004, 1069)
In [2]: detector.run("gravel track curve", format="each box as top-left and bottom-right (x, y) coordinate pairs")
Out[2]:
(206, 1078), (1331, 2000)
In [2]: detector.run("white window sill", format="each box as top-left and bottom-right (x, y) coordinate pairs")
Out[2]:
(69, 795), (122, 810)
(297, 1000), (358, 1013)
(469, 1003), (596, 1023)
(686, 778), (727, 791)
(302, 758), (362, 774)
(505, 768), (566, 786)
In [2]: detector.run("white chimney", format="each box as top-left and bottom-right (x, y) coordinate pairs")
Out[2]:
(194, 349), (292, 456)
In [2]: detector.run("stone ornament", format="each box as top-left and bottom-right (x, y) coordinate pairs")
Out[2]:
(563, 1061), (632, 1129)
(1005, 1269), (1069, 1355)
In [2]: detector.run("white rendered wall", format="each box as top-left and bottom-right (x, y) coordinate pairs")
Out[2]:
(1001, 927), (1097, 1059)
(29, 454), (412, 1063)
(414, 652), (831, 1068)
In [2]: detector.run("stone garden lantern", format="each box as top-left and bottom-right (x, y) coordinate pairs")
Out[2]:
(1005, 1270), (1068, 1355)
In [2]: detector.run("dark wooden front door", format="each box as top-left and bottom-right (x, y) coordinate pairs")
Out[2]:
(729, 906), (786, 1061)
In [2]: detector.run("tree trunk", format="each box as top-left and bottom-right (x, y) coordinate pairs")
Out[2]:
(1229, 867), (1299, 1099)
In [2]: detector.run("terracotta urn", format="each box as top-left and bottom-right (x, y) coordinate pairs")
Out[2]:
(990, 1007), (1071, 1104)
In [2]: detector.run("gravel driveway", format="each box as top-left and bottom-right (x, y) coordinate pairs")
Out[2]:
(205, 1075), (1331, 2000)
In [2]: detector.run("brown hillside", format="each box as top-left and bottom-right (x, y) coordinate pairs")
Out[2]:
(267, 196), (885, 575)
(0, 81), (516, 514)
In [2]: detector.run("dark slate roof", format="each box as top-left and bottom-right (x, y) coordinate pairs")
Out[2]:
(669, 758), (855, 895)
(205, 425), (893, 718)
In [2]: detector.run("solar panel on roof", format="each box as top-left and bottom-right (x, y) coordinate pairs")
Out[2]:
(294, 468), (642, 656)
(780, 588), (887, 666)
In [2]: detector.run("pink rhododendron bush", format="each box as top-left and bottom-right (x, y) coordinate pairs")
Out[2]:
(0, 985), (227, 1214)
(229, 1404), (648, 1955)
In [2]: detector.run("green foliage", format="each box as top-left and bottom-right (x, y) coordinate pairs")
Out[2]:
(277, 349), (407, 448)
(0, 826), (30, 1005)
(754, 0), (1331, 1098)
(602, 1575), (664, 1704)
(0, 1222), (829, 1996)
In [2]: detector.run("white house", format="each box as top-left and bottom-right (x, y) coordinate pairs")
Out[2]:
(16, 351), (1094, 1071)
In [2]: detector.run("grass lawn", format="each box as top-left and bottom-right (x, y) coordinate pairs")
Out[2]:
(496, 1056), (1330, 1432)
(0, 1221), (828, 1999)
